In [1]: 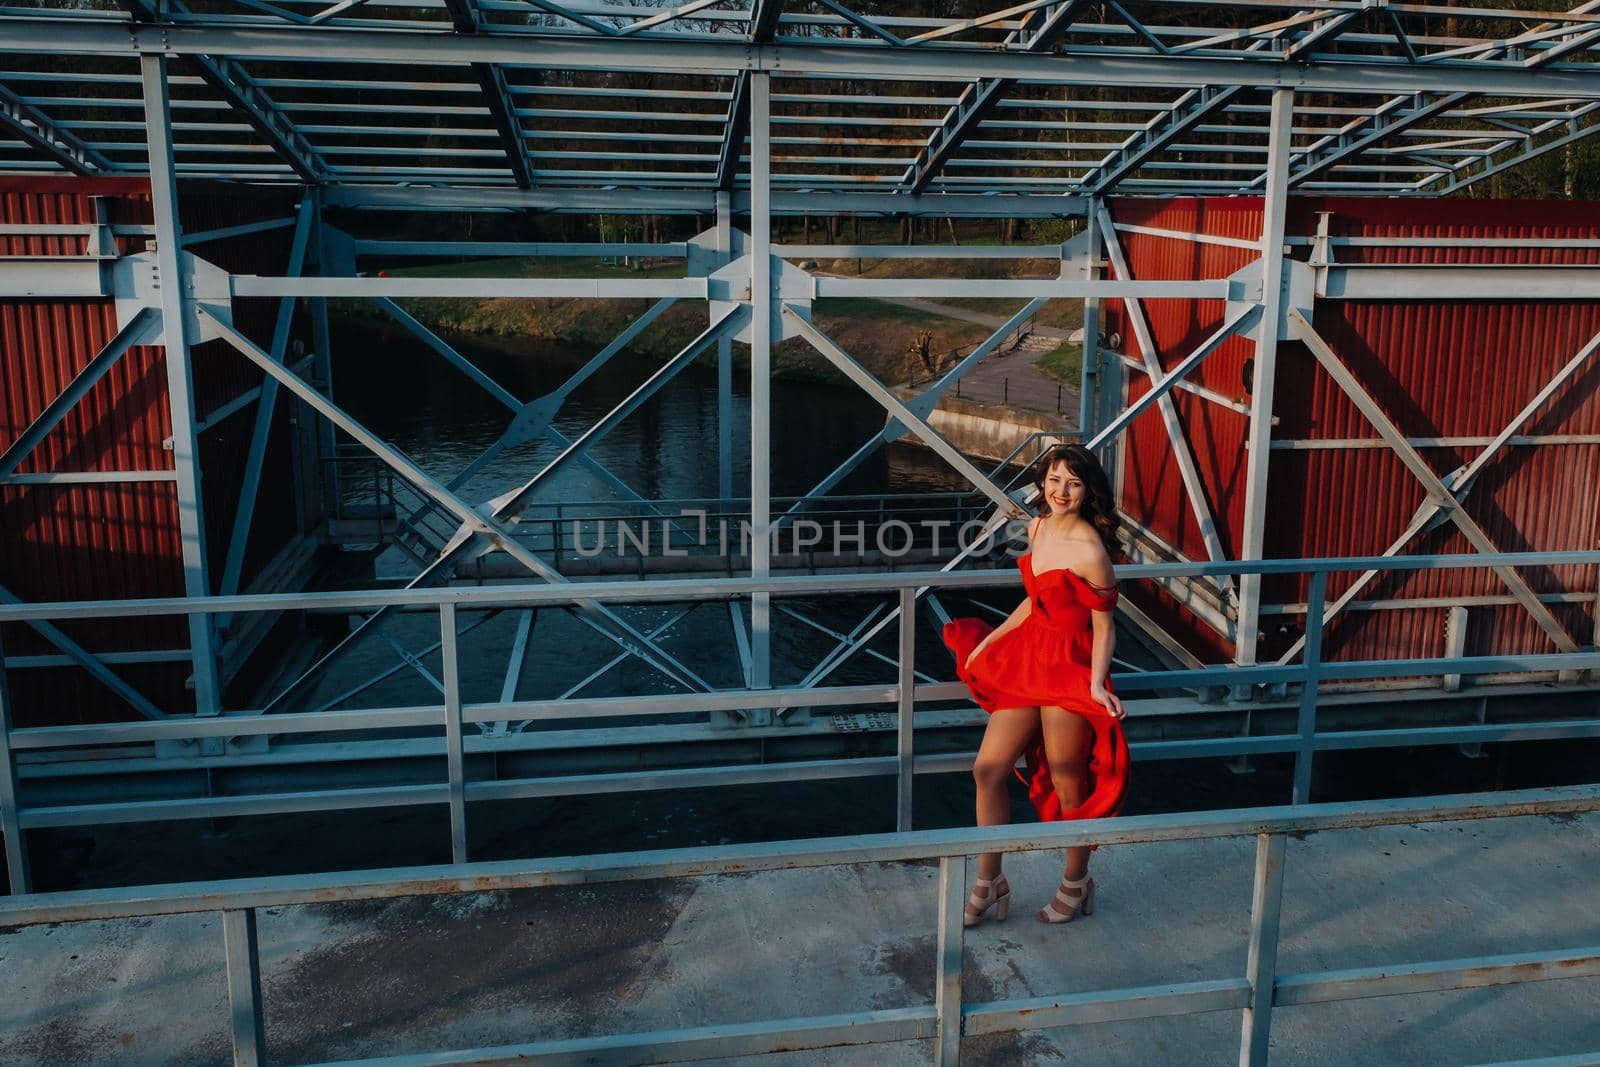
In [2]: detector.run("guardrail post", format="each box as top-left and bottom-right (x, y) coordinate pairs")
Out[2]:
(935, 853), (966, 1065)
(440, 602), (468, 864)
(897, 587), (916, 832)
(222, 908), (266, 1067)
(1293, 570), (1326, 805)
(1239, 833), (1287, 1066)
(0, 636), (31, 894)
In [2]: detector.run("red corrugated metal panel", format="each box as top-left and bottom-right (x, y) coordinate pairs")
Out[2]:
(1, 178), (308, 724)
(1105, 195), (1600, 668)
(1104, 198), (1261, 581)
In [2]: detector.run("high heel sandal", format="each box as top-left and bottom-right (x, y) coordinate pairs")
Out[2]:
(963, 875), (1010, 927)
(1035, 873), (1094, 924)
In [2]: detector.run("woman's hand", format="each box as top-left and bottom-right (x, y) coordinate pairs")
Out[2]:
(963, 640), (989, 671)
(1090, 682), (1125, 720)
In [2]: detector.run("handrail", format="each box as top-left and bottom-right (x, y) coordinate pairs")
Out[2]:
(2, 550), (1597, 622)
(2, 784), (1596, 1066)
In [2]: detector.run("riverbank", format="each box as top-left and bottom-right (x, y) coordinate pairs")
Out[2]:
(341, 255), (1085, 390)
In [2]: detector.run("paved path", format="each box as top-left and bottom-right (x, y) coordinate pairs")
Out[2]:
(4, 809), (1595, 1064)
(873, 293), (1077, 421)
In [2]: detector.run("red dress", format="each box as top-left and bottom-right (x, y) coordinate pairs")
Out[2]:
(942, 552), (1130, 824)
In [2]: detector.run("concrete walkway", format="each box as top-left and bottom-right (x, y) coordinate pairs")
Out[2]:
(2, 811), (1596, 1064)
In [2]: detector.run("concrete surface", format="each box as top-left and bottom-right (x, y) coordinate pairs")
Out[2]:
(2, 811), (1597, 1065)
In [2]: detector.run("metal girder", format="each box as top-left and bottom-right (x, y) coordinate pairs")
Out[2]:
(442, 0), (535, 189)
(900, 1), (1085, 194)
(781, 308), (1023, 520)
(1281, 0), (1600, 189)
(0, 585), (167, 722)
(715, 0), (782, 191)
(0, 79), (113, 175)
(1288, 307), (1581, 655)
(18, 21), (1600, 102)
(0, 308), (161, 484)
(1082, 85), (1243, 195)
(1095, 204), (1239, 592)
(779, 298), (1047, 526)
(1277, 322), (1600, 665)
(196, 307), (724, 697)
(325, 185), (1090, 217)
(1425, 101), (1600, 196)
(143, 54), (222, 719)
(216, 198), (314, 612)
(117, 0), (330, 186)
(716, 72), (750, 191)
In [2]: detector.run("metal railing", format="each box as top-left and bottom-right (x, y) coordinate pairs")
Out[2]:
(1, 551), (1598, 900)
(0, 784), (1596, 1066)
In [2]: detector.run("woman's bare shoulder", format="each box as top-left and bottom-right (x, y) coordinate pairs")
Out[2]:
(1066, 529), (1116, 586)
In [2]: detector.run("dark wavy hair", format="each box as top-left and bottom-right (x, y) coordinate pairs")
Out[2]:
(1032, 443), (1121, 561)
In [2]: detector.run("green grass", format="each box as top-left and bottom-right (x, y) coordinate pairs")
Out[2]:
(374, 255), (685, 280)
(811, 296), (972, 327)
(1035, 340), (1083, 385)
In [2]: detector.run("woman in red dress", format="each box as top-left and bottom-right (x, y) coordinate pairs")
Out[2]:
(943, 442), (1129, 926)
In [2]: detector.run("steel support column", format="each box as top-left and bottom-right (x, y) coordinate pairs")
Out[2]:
(716, 190), (734, 501)
(0, 634), (30, 894)
(141, 54), (221, 717)
(1236, 89), (1294, 671)
(1080, 202), (1103, 440)
(217, 198), (314, 610)
(1240, 833), (1287, 1066)
(750, 71), (772, 693)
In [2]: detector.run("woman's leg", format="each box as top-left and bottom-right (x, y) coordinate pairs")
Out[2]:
(1040, 706), (1095, 881)
(971, 706), (1040, 887)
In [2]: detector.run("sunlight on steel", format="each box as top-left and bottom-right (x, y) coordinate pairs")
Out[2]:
(3, 1), (1600, 197)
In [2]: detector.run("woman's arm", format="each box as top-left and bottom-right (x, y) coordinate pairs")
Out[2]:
(1088, 610), (1123, 718)
(967, 596), (1031, 667)
(1081, 548), (1125, 719)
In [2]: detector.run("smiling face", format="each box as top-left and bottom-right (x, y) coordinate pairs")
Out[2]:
(1042, 459), (1085, 518)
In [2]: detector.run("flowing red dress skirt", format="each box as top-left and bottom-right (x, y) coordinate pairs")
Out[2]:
(942, 553), (1130, 824)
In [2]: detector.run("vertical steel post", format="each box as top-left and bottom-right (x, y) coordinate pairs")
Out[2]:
(0, 636), (31, 894)
(749, 72), (772, 692)
(716, 190), (735, 502)
(141, 55), (220, 718)
(934, 853), (967, 1065)
(308, 191), (338, 508)
(222, 908), (266, 1067)
(1079, 204), (1102, 440)
(897, 587), (916, 832)
(1236, 88), (1295, 670)
(1239, 833), (1287, 1066)
(440, 602), (468, 863)
(1292, 570), (1325, 805)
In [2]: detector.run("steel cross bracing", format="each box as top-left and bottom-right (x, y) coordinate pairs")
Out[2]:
(8, 2), (1600, 198)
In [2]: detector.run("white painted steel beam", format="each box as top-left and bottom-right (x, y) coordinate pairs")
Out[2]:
(1278, 323), (1600, 666)
(1236, 89), (1294, 670)
(15, 20), (1600, 101)
(142, 54), (222, 718)
(118, 0), (331, 185)
(441, 0), (535, 189)
(0, 308), (161, 484)
(1096, 203), (1237, 598)
(197, 307), (726, 694)
(782, 308), (1024, 520)
(1289, 307), (1581, 655)
(0, 78), (113, 174)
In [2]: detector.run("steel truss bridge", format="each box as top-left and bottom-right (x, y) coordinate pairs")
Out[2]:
(3, 4), (1600, 1062)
